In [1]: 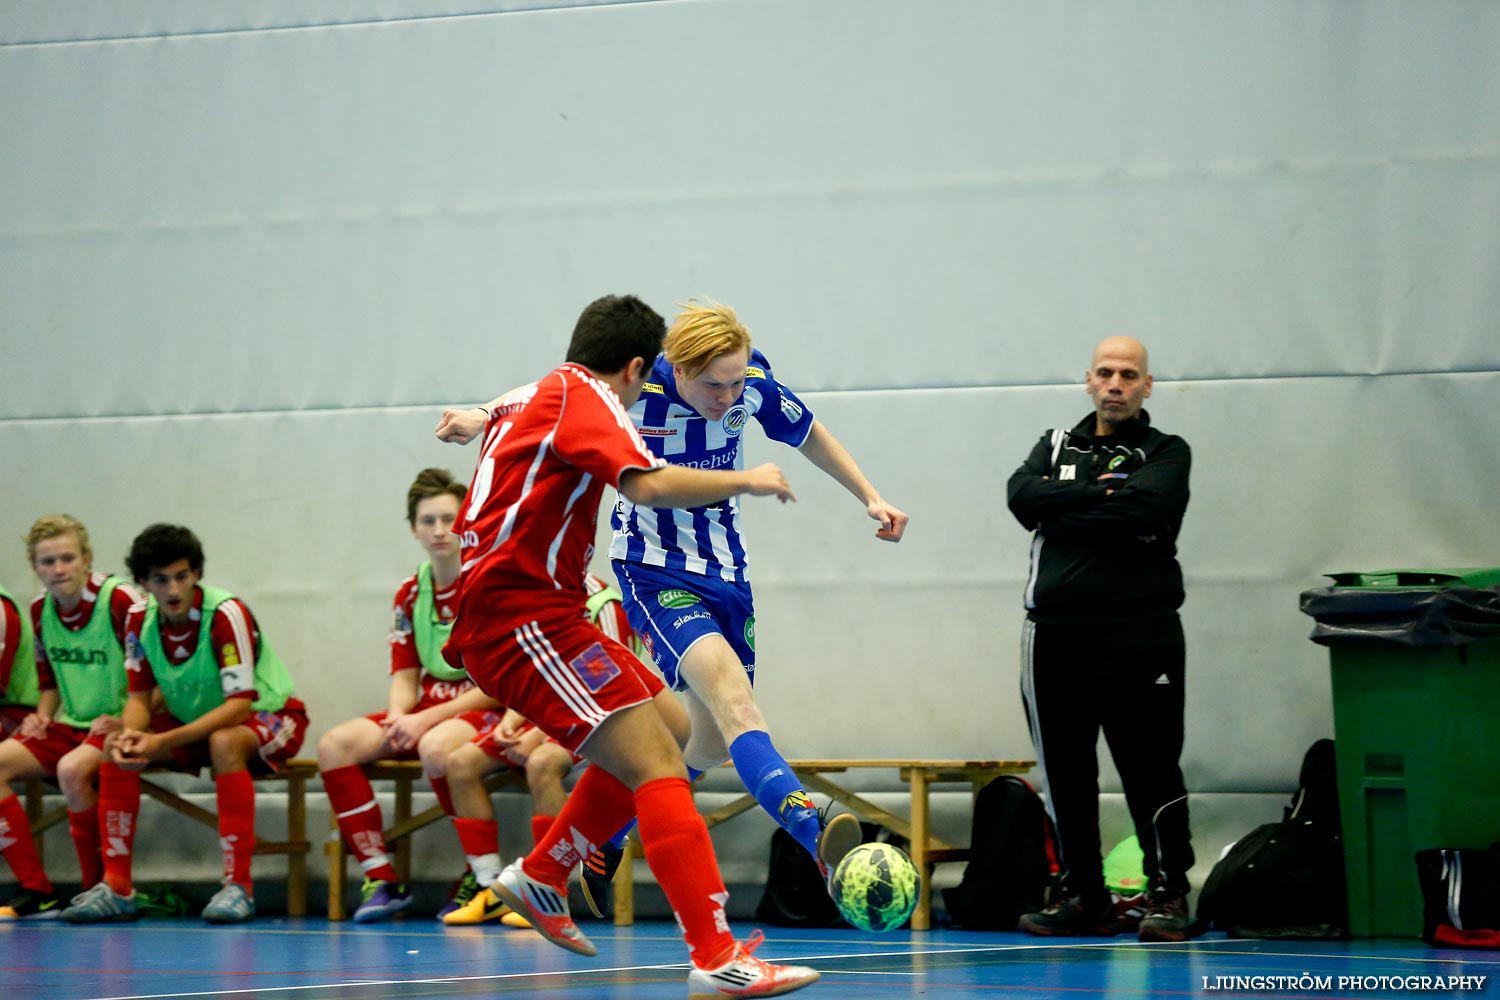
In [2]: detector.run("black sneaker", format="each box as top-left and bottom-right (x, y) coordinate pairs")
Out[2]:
(0, 888), (64, 921)
(580, 838), (625, 919)
(1138, 884), (1191, 942)
(1019, 893), (1137, 937)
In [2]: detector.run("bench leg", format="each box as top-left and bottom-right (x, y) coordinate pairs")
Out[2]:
(392, 777), (413, 885)
(24, 780), (46, 860)
(910, 769), (931, 931)
(613, 838), (635, 926)
(327, 815), (348, 921)
(286, 773), (308, 917)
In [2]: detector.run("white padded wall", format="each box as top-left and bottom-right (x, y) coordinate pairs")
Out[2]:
(2, 0), (1497, 816)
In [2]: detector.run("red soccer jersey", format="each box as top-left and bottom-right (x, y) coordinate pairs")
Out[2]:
(449, 364), (663, 650)
(31, 573), (140, 691)
(0, 594), (22, 692)
(123, 587), (260, 703)
(388, 570), (474, 705)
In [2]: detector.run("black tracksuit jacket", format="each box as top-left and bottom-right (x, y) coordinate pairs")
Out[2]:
(1007, 410), (1191, 623)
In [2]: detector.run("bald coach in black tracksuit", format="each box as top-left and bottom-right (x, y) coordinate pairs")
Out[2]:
(1006, 336), (1195, 942)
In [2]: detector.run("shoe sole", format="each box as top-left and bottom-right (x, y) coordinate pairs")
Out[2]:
(1137, 923), (1189, 943)
(490, 879), (597, 957)
(353, 897), (414, 923)
(579, 873), (611, 920)
(687, 969), (821, 999)
(817, 813), (862, 880)
(63, 912), (138, 924)
(0, 908), (65, 922)
(1018, 918), (1127, 937)
(203, 911), (255, 924)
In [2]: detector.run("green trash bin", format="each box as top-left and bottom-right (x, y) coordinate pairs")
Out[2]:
(1301, 568), (1500, 938)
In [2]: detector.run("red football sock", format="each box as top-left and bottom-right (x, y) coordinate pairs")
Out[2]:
(636, 777), (736, 969)
(531, 814), (553, 847)
(453, 816), (500, 859)
(430, 774), (456, 817)
(68, 804), (103, 888)
(0, 793), (52, 894)
(522, 765), (634, 887)
(98, 761), (141, 895)
(216, 770), (256, 892)
(322, 764), (399, 883)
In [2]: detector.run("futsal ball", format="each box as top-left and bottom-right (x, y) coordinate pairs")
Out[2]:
(830, 842), (919, 933)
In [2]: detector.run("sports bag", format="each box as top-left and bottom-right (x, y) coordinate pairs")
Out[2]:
(755, 826), (845, 927)
(942, 775), (1058, 930)
(1196, 739), (1348, 938)
(1416, 845), (1500, 948)
(755, 821), (907, 928)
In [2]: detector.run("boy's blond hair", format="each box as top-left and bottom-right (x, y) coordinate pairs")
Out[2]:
(664, 299), (752, 380)
(26, 513), (92, 564)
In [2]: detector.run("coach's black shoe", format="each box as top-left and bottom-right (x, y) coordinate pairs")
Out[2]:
(1019, 892), (1136, 937)
(1137, 883), (1191, 942)
(580, 838), (625, 919)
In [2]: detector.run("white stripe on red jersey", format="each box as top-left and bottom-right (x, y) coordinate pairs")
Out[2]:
(450, 364), (662, 653)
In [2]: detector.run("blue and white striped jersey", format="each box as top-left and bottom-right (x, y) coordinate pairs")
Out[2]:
(608, 349), (815, 582)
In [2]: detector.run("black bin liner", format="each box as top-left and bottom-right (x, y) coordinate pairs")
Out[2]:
(1300, 573), (1500, 647)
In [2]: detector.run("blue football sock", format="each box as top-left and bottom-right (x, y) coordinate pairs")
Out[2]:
(605, 767), (702, 849)
(730, 730), (821, 857)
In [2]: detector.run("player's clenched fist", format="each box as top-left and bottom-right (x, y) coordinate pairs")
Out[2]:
(435, 406), (487, 444)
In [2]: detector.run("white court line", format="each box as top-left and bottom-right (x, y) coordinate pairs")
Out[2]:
(75, 942), (1138, 1000)
(82, 964), (678, 1000)
(82, 936), (1485, 1000)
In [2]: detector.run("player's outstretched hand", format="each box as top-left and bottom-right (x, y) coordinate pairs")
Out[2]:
(435, 406), (486, 444)
(868, 499), (909, 542)
(745, 463), (796, 504)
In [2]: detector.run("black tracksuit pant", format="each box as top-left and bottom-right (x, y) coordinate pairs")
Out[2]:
(1020, 612), (1194, 902)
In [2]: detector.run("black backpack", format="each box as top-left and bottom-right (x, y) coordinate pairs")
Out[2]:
(942, 776), (1058, 930)
(1196, 738), (1349, 939)
(755, 822), (907, 928)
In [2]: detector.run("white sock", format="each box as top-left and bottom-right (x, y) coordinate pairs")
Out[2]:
(469, 853), (502, 887)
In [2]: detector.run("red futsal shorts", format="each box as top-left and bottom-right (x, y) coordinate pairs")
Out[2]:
(11, 718), (94, 773)
(453, 605), (660, 754)
(0, 704), (33, 740)
(150, 699), (310, 775)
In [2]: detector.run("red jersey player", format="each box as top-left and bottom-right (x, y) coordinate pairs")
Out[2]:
(0, 583), (36, 741)
(440, 572), (689, 927)
(435, 294), (818, 997)
(316, 468), (508, 923)
(63, 524), (308, 925)
(0, 515), (139, 921)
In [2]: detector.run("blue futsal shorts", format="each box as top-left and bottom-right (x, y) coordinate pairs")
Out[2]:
(611, 559), (756, 691)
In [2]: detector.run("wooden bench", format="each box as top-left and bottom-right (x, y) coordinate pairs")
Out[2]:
(323, 759), (528, 920)
(23, 758), (319, 916)
(611, 758), (1035, 931)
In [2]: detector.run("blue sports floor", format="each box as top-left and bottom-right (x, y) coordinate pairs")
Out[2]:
(4, 918), (1497, 999)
